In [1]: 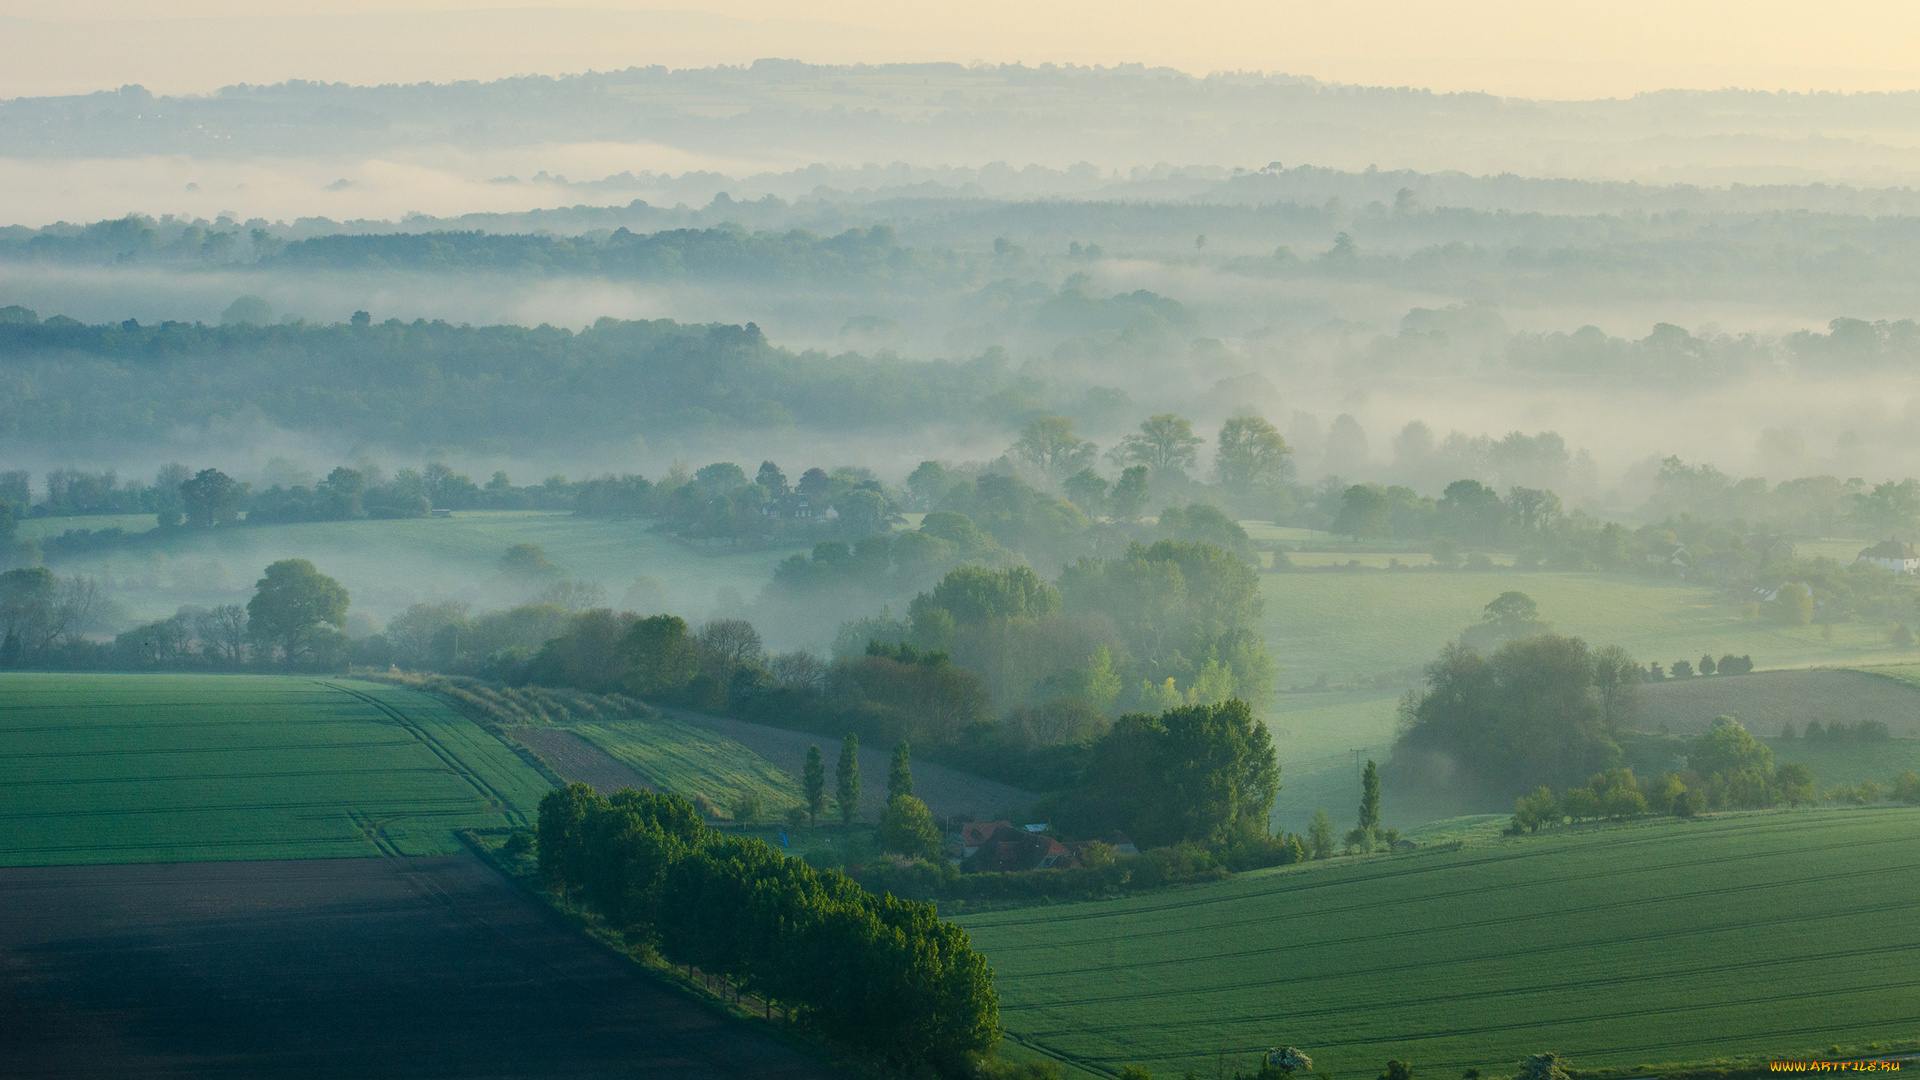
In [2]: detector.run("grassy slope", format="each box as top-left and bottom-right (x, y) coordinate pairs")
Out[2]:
(0, 672), (551, 865)
(31, 510), (805, 626)
(1638, 668), (1920, 739)
(962, 808), (1920, 1077)
(563, 718), (802, 811)
(1262, 570), (1916, 688)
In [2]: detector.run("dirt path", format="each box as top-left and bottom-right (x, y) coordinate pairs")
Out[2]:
(660, 708), (1037, 824)
(511, 726), (652, 795)
(0, 853), (843, 1079)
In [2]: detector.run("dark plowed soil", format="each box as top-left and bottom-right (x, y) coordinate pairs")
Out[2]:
(1637, 668), (1920, 737)
(0, 853), (840, 1079)
(512, 727), (652, 795)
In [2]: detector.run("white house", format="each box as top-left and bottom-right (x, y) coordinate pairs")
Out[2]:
(1857, 539), (1920, 574)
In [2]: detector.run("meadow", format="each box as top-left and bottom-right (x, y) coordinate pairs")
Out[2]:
(29, 510), (806, 631)
(0, 672), (552, 864)
(961, 808), (1920, 1078)
(1262, 570), (1913, 688)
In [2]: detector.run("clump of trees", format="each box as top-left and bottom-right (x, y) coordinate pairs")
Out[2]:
(4, 558), (357, 672)
(536, 784), (999, 1077)
(1509, 717), (1824, 831)
(1393, 633), (1630, 798)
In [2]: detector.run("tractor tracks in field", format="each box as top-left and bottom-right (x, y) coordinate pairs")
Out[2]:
(321, 681), (528, 827)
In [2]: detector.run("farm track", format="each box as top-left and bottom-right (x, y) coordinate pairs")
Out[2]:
(323, 681), (529, 824)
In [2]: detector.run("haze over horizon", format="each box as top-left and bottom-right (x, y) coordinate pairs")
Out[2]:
(6, 0), (1920, 100)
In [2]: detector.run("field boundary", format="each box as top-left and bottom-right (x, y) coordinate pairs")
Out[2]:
(323, 680), (531, 826)
(458, 828), (882, 1080)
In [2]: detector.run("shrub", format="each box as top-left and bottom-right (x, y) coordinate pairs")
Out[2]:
(1894, 770), (1920, 805)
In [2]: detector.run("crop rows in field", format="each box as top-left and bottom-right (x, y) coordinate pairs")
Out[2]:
(961, 809), (1920, 1076)
(565, 717), (800, 811)
(0, 673), (552, 865)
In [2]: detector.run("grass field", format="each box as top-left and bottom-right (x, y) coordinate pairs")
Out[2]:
(962, 808), (1920, 1077)
(0, 672), (552, 865)
(563, 717), (802, 810)
(1637, 668), (1920, 738)
(29, 510), (805, 630)
(1263, 571), (1917, 688)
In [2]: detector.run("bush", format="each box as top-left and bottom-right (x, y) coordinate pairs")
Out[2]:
(1894, 770), (1920, 805)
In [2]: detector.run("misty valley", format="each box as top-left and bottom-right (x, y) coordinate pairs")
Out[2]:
(5, 56), (1920, 1080)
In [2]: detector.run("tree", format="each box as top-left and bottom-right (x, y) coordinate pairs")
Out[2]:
(888, 740), (914, 799)
(1011, 415), (1098, 484)
(196, 604), (248, 666)
(1698, 653), (1717, 675)
(1109, 465), (1151, 521)
(0, 566), (57, 660)
(1512, 786), (1558, 832)
(179, 467), (241, 527)
(697, 618), (764, 669)
(1213, 415), (1291, 492)
(1307, 808), (1335, 858)
(1590, 644), (1640, 731)
(1853, 479), (1920, 535)
(1506, 487), (1563, 532)
(1115, 414), (1202, 477)
(878, 794), (943, 859)
(836, 733), (861, 824)
(245, 559), (349, 664)
(1379, 1061), (1413, 1080)
(1070, 699), (1278, 848)
(803, 744), (827, 826)
(1331, 484), (1391, 540)
(1437, 479), (1507, 546)
(1062, 468), (1110, 517)
(1767, 582), (1814, 625)
(1688, 716), (1774, 779)
(1396, 635), (1619, 796)
(1358, 759), (1382, 831)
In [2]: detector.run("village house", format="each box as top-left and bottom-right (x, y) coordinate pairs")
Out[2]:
(1856, 538), (1920, 574)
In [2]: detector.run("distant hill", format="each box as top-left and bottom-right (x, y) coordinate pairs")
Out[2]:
(1635, 668), (1920, 739)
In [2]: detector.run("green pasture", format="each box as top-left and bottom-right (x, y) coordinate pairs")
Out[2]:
(29, 510), (805, 627)
(963, 808), (1920, 1076)
(1262, 571), (1916, 687)
(1265, 691), (1405, 835)
(564, 718), (802, 810)
(0, 672), (551, 865)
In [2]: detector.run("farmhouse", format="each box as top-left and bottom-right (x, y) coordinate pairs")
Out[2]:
(960, 822), (1076, 872)
(1856, 538), (1920, 574)
(1647, 543), (1690, 571)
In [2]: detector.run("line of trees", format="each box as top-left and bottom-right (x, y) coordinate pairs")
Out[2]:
(1, 558), (353, 671)
(535, 784), (999, 1077)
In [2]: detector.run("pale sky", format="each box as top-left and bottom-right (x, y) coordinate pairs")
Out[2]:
(3, 0), (1920, 99)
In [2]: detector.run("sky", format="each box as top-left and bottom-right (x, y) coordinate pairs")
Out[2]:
(3, 0), (1920, 100)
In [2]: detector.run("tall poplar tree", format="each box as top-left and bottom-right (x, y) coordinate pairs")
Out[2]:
(836, 733), (860, 825)
(803, 744), (826, 826)
(888, 740), (914, 800)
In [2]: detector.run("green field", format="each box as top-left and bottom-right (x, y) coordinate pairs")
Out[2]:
(1263, 571), (1915, 688)
(30, 510), (805, 629)
(962, 808), (1920, 1076)
(0, 672), (552, 865)
(565, 717), (802, 809)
